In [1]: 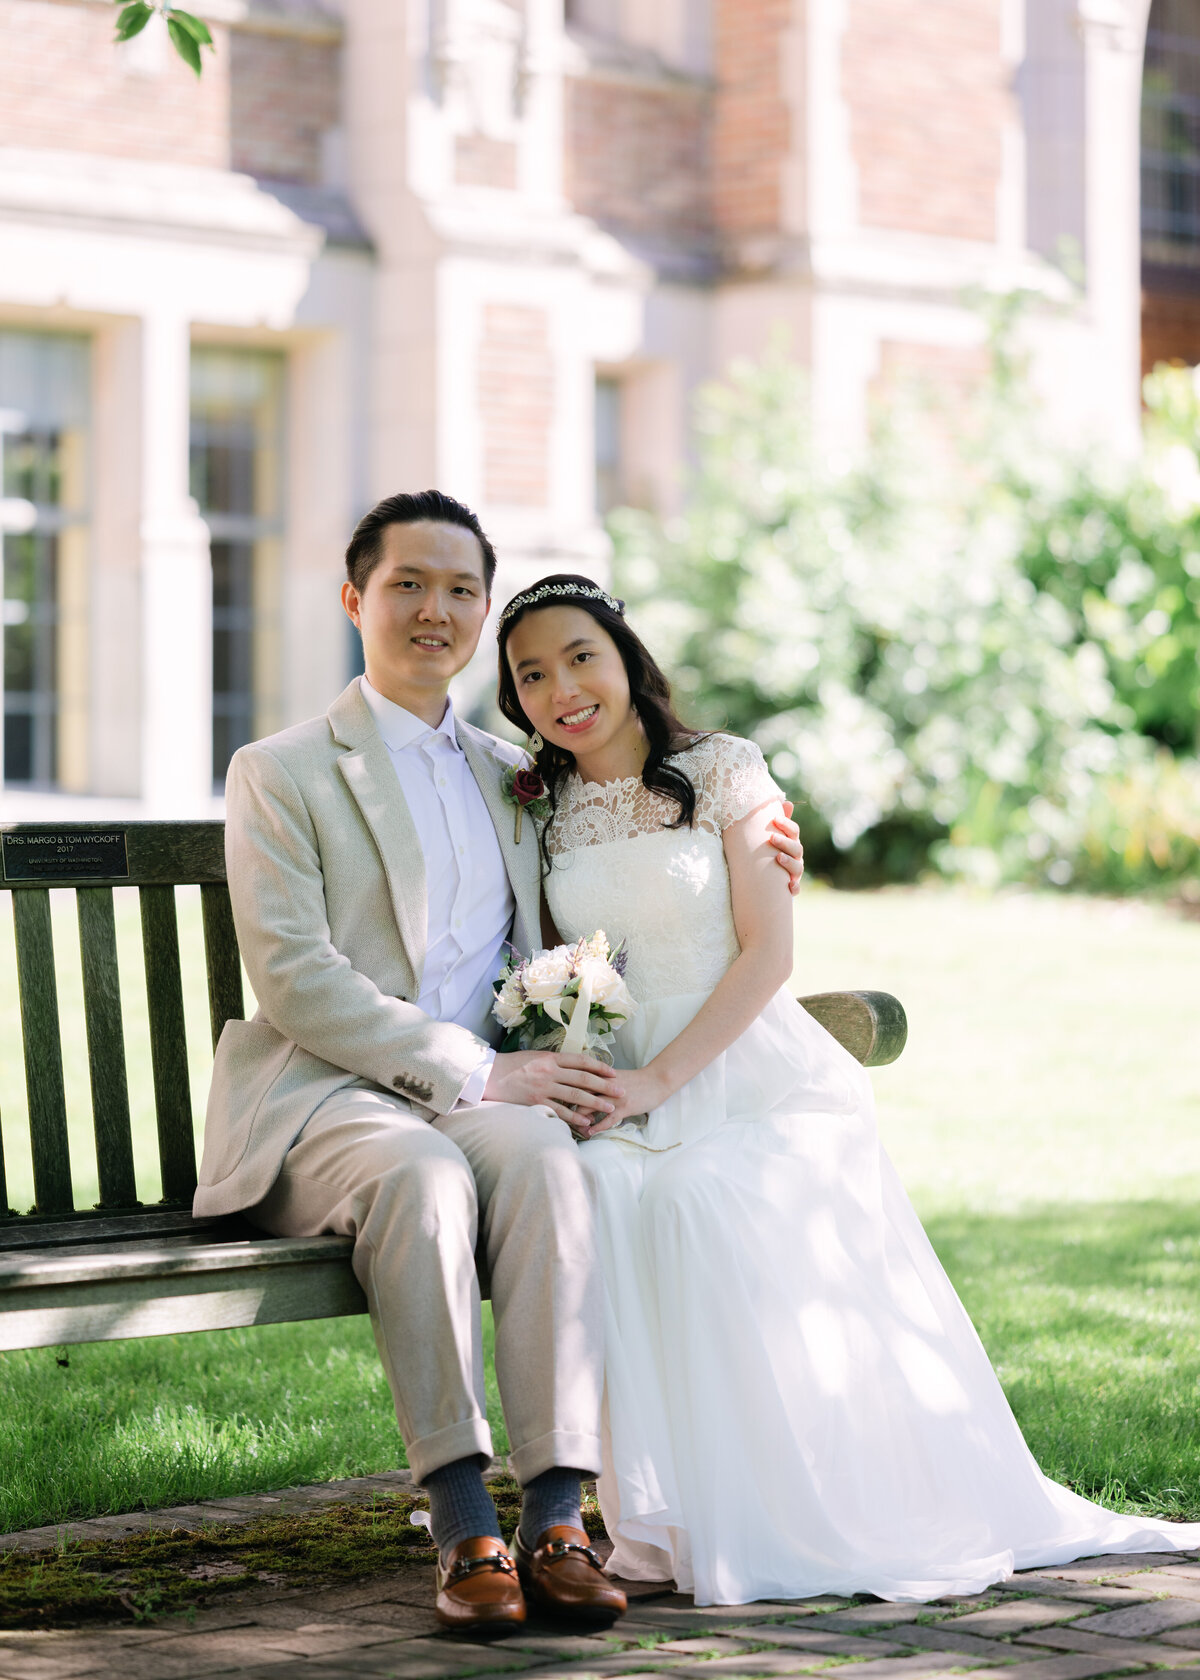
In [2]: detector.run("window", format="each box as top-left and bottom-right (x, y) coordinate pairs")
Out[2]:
(595, 375), (622, 515)
(1142, 1), (1200, 264)
(189, 348), (285, 786)
(0, 332), (89, 789)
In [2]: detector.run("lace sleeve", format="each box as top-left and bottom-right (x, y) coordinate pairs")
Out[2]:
(690, 735), (785, 832)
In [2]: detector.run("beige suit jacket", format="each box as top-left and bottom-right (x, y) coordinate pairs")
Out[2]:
(194, 679), (541, 1218)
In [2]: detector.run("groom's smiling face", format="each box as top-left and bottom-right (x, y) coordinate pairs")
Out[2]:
(342, 520), (491, 715)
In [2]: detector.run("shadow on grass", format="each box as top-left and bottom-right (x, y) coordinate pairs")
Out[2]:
(3, 1202), (1198, 1537)
(926, 1199), (1200, 1520)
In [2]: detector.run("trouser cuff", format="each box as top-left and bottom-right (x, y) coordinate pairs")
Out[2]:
(509, 1429), (603, 1486)
(408, 1417), (495, 1485)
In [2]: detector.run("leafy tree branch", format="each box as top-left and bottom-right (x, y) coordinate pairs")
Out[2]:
(114, 1), (213, 76)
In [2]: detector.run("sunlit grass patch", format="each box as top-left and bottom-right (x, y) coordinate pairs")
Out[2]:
(0, 1312), (510, 1535)
(928, 1199), (1200, 1520)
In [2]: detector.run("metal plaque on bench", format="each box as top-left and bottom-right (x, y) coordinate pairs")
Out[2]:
(2, 830), (130, 881)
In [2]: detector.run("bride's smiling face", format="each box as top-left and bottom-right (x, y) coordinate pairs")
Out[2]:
(506, 604), (641, 765)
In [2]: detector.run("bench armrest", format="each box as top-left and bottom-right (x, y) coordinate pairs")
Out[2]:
(797, 990), (908, 1067)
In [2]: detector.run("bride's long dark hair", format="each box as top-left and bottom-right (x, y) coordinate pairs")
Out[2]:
(496, 575), (705, 869)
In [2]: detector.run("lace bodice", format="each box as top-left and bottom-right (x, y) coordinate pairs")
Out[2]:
(543, 734), (783, 1004)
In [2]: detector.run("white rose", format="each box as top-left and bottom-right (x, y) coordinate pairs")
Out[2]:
(521, 946), (575, 1003)
(575, 957), (635, 1021)
(493, 974), (527, 1028)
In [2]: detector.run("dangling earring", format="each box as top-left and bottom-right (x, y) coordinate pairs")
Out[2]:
(528, 730), (543, 755)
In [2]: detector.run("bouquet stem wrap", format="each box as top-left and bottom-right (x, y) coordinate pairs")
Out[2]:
(560, 964), (595, 1056)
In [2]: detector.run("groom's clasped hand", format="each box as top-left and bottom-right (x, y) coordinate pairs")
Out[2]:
(482, 1047), (623, 1132)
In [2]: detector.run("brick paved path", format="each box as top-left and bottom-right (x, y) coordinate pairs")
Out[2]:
(3, 1475), (1200, 1680)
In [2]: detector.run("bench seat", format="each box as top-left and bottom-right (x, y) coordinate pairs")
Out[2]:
(0, 1232), (362, 1351)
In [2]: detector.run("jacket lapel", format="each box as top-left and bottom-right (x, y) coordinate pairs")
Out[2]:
(328, 681), (427, 983)
(457, 724), (542, 956)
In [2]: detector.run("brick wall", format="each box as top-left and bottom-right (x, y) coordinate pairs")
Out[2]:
(230, 31), (340, 183)
(564, 77), (709, 241)
(455, 133), (517, 190)
(1143, 284), (1200, 375)
(711, 0), (793, 238)
(871, 340), (990, 470)
(875, 340), (989, 403)
(843, 0), (1006, 243)
(0, 0), (229, 166)
(478, 304), (554, 507)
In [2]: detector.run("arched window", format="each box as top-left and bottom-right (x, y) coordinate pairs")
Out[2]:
(1141, 0), (1200, 369)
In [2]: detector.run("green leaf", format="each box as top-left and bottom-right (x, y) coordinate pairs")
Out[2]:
(165, 6), (213, 45)
(114, 1), (153, 42)
(166, 13), (203, 72)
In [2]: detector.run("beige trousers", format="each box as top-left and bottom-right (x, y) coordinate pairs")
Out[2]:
(251, 1083), (604, 1486)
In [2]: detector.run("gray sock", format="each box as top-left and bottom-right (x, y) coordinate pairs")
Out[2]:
(423, 1455), (503, 1567)
(517, 1466), (584, 1550)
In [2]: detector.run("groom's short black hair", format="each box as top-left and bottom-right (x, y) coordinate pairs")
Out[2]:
(345, 490), (498, 596)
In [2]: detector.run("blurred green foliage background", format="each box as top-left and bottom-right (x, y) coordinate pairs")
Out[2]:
(612, 306), (1200, 896)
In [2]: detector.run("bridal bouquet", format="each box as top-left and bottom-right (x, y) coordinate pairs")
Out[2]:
(492, 931), (636, 1061)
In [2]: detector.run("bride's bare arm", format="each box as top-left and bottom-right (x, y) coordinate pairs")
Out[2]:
(586, 800), (794, 1132)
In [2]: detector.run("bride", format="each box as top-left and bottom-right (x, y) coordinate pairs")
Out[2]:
(495, 573), (1200, 1608)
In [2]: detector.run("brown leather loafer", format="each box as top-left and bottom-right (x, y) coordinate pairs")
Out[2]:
(512, 1524), (627, 1626)
(435, 1536), (526, 1635)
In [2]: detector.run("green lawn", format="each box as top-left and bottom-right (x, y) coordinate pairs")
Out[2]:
(1, 885), (1198, 1534)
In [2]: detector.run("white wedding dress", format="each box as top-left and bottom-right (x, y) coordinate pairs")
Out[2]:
(544, 732), (1200, 1607)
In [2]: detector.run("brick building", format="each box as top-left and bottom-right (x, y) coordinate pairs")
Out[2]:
(0, 0), (1179, 813)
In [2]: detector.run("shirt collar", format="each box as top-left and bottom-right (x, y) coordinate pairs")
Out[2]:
(360, 675), (461, 754)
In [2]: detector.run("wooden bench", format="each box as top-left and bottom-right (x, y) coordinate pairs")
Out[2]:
(0, 820), (907, 1356)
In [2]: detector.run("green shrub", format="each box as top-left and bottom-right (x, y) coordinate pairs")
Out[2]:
(1070, 751), (1200, 895)
(612, 335), (1200, 894)
(613, 348), (1121, 885)
(1013, 365), (1200, 758)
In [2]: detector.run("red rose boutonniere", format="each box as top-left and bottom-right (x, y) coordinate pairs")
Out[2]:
(501, 761), (552, 843)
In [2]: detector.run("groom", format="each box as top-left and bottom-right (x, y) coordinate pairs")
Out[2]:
(195, 489), (806, 1633)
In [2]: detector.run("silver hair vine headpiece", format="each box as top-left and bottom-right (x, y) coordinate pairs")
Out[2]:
(496, 582), (625, 635)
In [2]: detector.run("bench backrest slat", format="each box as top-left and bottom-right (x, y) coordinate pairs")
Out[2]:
(77, 887), (138, 1209)
(200, 883), (245, 1053)
(0, 1096), (10, 1216)
(1, 820), (237, 1229)
(139, 885), (197, 1204)
(11, 889), (73, 1214)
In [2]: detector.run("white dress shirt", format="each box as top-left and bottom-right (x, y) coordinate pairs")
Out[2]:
(360, 676), (513, 1106)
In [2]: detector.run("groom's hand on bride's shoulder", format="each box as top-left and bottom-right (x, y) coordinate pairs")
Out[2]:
(484, 1050), (623, 1131)
(770, 803), (805, 896)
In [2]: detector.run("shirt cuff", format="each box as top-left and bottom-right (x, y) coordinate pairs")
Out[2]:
(455, 1049), (496, 1110)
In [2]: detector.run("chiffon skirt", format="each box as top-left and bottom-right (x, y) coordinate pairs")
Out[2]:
(578, 987), (1200, 1606)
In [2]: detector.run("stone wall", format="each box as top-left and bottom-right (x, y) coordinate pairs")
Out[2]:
(843, 0), (1006, 243)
